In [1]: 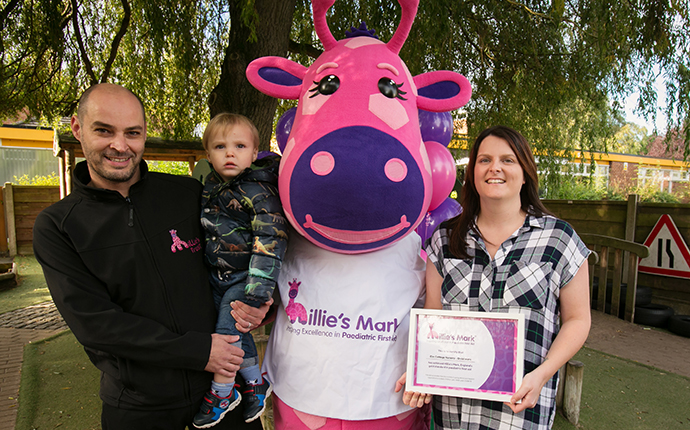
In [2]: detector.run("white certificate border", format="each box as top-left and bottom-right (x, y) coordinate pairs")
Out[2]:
(405, 309), (525, 402)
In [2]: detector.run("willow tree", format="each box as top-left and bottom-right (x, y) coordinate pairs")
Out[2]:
(0, 0), (295, 143)
(2, 0), (688, 165)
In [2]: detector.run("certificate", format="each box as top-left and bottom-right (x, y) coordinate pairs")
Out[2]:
(405, 309), (525, 402)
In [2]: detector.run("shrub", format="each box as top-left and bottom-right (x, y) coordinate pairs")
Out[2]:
(147, 161), (191, 176)
(13, 173), (60, 186)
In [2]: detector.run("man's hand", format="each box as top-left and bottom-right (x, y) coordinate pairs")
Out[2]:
(204, 334), (244, 378)
(232, 298), (274, 333)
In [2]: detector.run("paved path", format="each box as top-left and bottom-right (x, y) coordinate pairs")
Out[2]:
(585, 310), (690, 378)
(0, 304), (688, 430)
(0, 302), (67, 430)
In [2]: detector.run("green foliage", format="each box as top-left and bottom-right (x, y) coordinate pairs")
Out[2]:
(544, 172), (685, 203)
(146, 161), (191, 176)
(544, 177), (625, 201)
(610, 123), (650, 155)
(1, 0), (224, 139)
(2, 0), (689, 162)
(632, 180), (682, 203)
(12, 172), (60, 186)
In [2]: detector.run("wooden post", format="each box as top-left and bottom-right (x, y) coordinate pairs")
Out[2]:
(0, 185), (7, 254)
(624, 252), (641, 322)
(66, 149), (75, 196)
(596, 246), (609, 313)
(556, 363), (566, 410)
(188, 156), (197, 176)
(610, 248), (623, 318)
(563, 360), (585, 425)
(58, 150), (67, 199)
(3, 183), (17, 257)
(622, 194), (639, 283)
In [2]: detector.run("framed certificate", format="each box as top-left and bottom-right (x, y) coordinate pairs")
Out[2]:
(405, 309), (525, 402)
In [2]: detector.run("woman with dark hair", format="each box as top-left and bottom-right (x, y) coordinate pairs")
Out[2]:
(396, 126), (591, 429)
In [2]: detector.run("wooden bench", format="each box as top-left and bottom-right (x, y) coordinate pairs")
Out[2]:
(580, 234), (650, 322)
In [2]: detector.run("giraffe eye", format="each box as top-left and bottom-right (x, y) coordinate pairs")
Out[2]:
(309, 75), (340, 98)
(378, 78), (407, 100)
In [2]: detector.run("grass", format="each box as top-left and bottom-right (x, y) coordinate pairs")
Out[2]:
(15, 331), (101, 430)
(15, 334), (690, 430)
(0, 255), (52, 314)
(568, 348), (690, 429)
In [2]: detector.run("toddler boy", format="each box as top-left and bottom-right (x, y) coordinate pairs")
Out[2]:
(193, 113), (288, 428)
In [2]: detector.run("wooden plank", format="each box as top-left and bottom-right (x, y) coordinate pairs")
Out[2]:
(556, 363), (566, 410)
(3, 184), (17, 257)
(563, 360), (585, 425)
(12, 195), (60, 204)
(622, 194), (639, 283)
(14, 201), (56, 213)
(625, 253), (640, 322)
(0, 188), (7, 254)
(610, 249), (623, 318)
(580, 234), (650, 257)
(17, 243), (34, 255)
(16, 228), (34, 242)
(597, 246), (608, 313)
(544, 205), (627, 223)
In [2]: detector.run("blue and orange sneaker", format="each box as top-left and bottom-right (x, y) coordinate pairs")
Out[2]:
(242, 378), (272, 423)
(193, 388), (241, 428)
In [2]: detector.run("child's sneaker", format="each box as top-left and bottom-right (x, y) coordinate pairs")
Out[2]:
(193, 388), (241, 428)
(242, 378), (272, 423)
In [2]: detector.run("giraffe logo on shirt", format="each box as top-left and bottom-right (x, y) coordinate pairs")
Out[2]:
(169, 229), (201, 253)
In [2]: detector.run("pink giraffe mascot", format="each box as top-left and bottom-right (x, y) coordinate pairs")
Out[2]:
(285, 279), (308, 324)
(246, 0), (471, 428)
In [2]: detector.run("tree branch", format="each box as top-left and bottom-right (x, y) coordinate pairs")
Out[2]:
(0, 0), (20, 32)
(100, 0), (130, 83)
(71, 0), (98, 85)
(505, 0), (552, 20)
(288, 39), (322, 59)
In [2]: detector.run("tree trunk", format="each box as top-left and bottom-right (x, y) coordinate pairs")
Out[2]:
(209, 0), (297, 151)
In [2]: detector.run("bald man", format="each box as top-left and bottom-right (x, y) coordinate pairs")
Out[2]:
(34, 84), (268, 430)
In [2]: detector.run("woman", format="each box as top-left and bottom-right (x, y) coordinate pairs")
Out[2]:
(396, 125), (591, 429)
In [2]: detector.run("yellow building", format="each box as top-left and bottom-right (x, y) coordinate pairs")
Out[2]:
(0, 125), (56, 184)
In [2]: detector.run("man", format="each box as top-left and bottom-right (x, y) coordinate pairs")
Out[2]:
(33, 83), (267, 429)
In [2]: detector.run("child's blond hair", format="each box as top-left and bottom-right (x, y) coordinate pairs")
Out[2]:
(202, 113), (260, 151)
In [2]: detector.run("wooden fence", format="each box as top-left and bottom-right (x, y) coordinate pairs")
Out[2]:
(544, 196), (690, 314)
(2, 186), (690, 313)
(1, 184), (61, 256)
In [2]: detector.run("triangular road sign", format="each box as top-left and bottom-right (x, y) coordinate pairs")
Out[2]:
(639, 214), (690, 279)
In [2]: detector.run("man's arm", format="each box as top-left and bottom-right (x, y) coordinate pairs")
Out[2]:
(33, 211), (214, 371)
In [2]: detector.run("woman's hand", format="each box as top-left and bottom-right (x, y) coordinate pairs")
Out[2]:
(505, 368), (548, 413)
(232, 298), (274, 333)
(395, 373), (433, 408)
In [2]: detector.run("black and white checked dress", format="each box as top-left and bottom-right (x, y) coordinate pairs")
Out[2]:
(425, 214), (590, 430)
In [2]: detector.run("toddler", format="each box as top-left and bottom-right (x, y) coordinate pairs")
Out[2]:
(193, 113), (288, 428)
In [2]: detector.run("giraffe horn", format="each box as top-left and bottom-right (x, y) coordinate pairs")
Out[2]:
(387, 0), (419, 54)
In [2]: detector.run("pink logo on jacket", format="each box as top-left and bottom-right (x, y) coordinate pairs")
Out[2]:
(169, 229), (201, 253)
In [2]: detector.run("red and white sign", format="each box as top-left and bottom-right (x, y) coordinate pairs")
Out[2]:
(639, 214), (690, 279)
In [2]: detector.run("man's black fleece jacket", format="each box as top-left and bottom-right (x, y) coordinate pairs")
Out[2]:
(33, 160), (218, 410)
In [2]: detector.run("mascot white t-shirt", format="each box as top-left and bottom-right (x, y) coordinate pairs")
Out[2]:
(263, 232), (425, 420)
